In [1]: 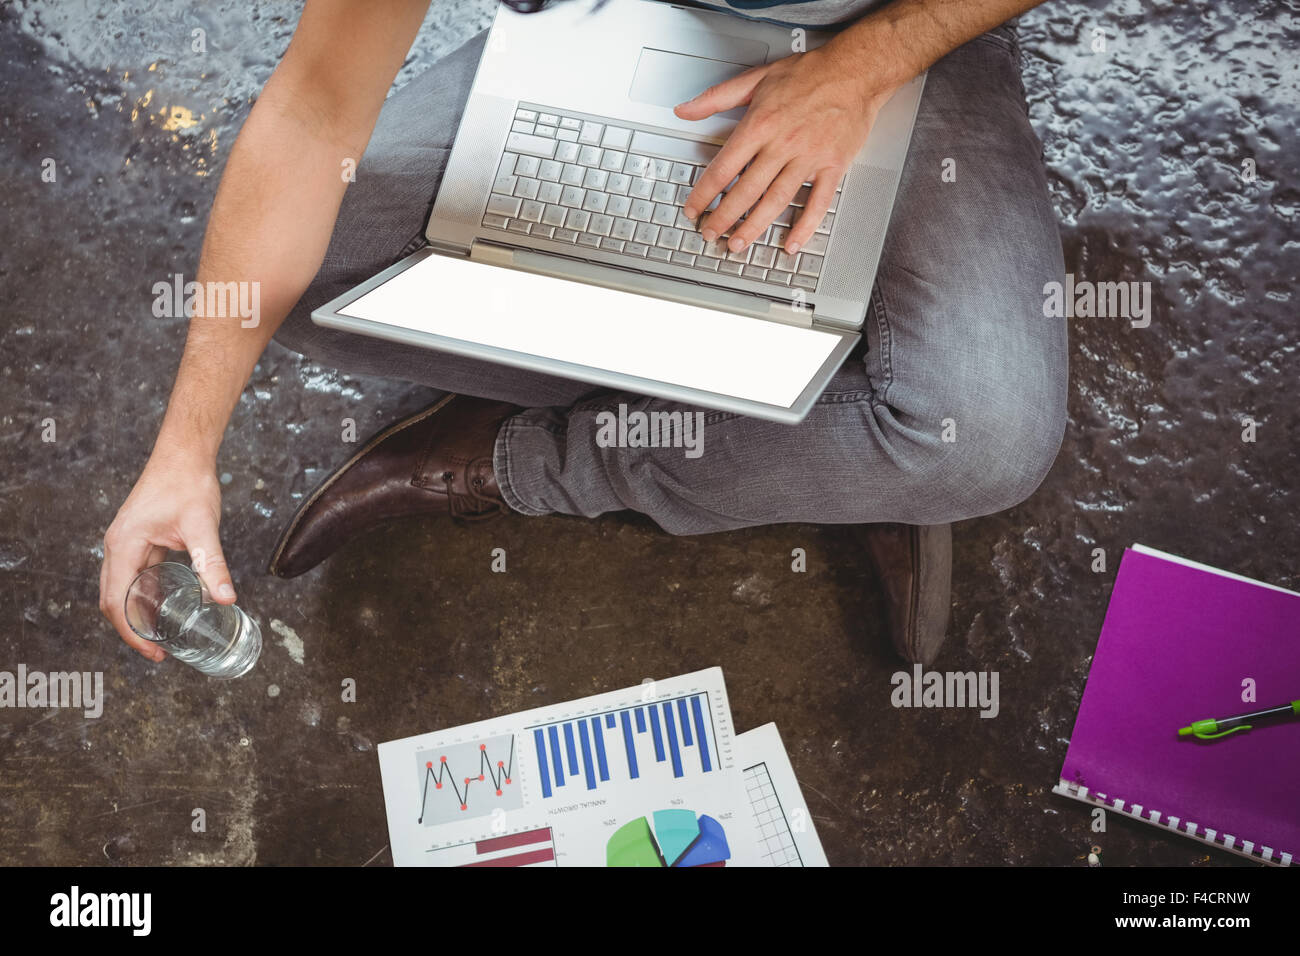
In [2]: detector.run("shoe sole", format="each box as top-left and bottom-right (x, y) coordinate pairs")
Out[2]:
(905, 523), (952, 666)
(266, 393), (458, 577)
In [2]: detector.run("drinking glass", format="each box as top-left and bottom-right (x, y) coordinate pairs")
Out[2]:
(124, 562), (262, 679)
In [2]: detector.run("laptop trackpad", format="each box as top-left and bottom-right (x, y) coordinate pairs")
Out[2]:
(629, 48), (754, 120)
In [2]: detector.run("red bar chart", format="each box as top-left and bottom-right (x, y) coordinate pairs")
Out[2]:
(425, 827), (556, 867)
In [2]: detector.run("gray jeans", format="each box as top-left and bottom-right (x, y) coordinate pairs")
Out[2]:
(276, 25), (1067, 534)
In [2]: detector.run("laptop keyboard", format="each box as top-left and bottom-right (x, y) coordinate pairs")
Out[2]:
(480, 105), (841, 292)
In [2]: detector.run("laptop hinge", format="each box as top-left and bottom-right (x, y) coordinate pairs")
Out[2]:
(426, 237), (472, 257)
(766, 300), (815, 328)
(810, 313), (862, 333)
(470, 241), (514, 269)
(468, 240), (815, 329)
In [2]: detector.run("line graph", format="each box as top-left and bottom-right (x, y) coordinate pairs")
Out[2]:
(415, 734), (522, 826)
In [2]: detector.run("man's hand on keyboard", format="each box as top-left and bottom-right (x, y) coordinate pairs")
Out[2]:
(676, 45), (896, 257)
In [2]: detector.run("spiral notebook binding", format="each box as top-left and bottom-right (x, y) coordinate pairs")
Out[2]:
(1053, 779), (1292, 867)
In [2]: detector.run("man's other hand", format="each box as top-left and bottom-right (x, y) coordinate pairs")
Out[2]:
(99, 453), (235, 661)
(676, 46), (897, 256)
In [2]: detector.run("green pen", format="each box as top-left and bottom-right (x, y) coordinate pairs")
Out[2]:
(1178, 699), (1300, 740)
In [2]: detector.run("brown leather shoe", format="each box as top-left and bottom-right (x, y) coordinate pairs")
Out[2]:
(267, 394), (519, 578)
(857, 523), (952, 665)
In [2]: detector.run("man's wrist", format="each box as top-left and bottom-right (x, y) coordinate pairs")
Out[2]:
(149, 429), (220, 471)
(152, 397), (229, 469)
(822, 14), (918, 101)
(829, 0), (1043, 95)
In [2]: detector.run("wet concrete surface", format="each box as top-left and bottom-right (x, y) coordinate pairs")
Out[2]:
(0, 1), (1295, 865)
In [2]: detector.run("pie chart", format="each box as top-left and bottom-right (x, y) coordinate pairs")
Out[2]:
(606, 809), (731, 867)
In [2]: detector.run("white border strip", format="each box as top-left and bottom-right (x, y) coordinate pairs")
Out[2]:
(1131, 543), (1300, 596)
(1052, 780), (1291, 867)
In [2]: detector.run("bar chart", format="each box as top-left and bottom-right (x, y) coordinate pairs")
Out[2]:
(528, 691), (718, 799)
(425, 827), (556, 867)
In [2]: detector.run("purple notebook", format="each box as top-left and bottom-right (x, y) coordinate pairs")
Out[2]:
(1055, 545), (1300, 866)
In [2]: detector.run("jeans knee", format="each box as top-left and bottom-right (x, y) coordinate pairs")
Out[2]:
(913, 383), (1065, 519)
(978, 407), (1063, 512)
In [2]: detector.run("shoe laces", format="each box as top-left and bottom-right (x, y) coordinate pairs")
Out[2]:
(439, 456), (506, 522)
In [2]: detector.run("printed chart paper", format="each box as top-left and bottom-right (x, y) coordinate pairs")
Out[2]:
(736, 723), (829, 867)
(378, 668), (762, 866)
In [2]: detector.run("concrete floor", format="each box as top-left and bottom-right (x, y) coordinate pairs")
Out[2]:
(1, 0), (1294, 866)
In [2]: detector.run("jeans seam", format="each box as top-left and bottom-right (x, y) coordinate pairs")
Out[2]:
(396, 231), (427, 259)
(813, 389), (874, 406)
(402, 144), (450, 258)
(869, 282), (895, 408)
(973, 25), (1028, 113)
(511, 417), (567, 437)
(974, 33), (1014, 54)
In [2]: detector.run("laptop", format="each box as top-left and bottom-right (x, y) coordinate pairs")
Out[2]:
(313, 0), (925, 423)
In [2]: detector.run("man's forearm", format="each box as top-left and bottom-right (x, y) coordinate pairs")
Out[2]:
(152, 0), (431, 465)
(153, 86), (365, 464)
(824, 0), (1044, 92)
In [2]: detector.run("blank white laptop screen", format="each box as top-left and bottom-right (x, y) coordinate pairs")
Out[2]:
(339, 253), (843, 409)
